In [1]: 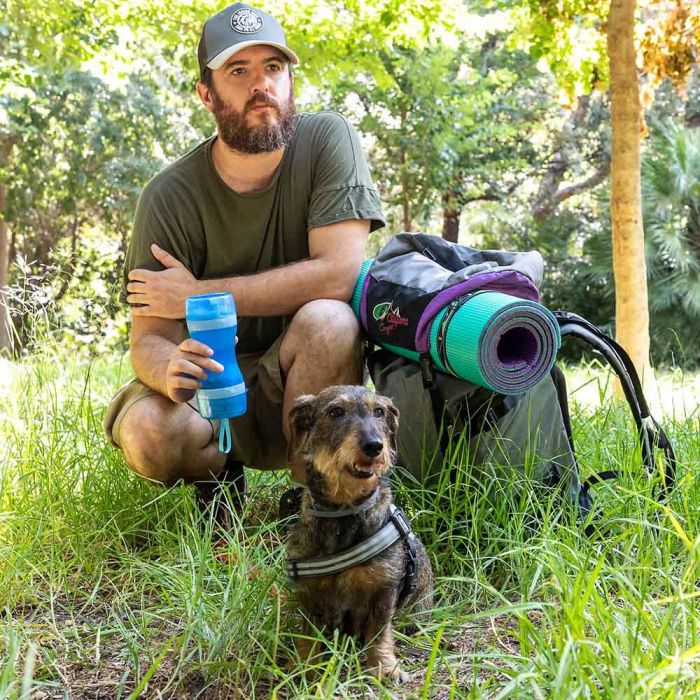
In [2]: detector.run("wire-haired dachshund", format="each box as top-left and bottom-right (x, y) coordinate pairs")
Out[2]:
(285, 385), (433, 681)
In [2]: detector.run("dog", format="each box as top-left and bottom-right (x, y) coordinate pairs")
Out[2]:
(285, 385), (433, 681)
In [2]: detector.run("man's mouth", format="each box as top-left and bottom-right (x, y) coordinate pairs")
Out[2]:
(247, 100), (277, 113)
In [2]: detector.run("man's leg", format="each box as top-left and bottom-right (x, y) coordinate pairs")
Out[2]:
(279, 299), (364, 481)
(107, 298), (362, 485)
(115, 394), (227, 486)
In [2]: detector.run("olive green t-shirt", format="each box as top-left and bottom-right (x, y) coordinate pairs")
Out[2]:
(123, 111), (385, 354)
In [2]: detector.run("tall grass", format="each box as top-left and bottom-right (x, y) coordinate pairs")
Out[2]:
(1, 352), (698, 698)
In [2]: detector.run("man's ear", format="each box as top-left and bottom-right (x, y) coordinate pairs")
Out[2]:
(286, 394), (316, 463)
(196, 80), (215, 113)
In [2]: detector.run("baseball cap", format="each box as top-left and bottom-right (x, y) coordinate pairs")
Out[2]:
(197, 3), (300, 79)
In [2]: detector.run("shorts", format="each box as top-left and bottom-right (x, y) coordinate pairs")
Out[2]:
(103, 333), (288, 470)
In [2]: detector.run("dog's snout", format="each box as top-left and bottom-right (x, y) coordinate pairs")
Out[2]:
(360, 435), (383, 458)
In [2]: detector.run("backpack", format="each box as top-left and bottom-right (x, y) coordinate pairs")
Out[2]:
(355, 234), (676, 513)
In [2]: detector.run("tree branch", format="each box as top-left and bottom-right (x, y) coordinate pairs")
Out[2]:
(553, 158), (611, 206)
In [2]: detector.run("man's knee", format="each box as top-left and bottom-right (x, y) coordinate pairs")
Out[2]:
(288, 299), (361, 352)
(118, 400), (213, 486)
(281, 300), (363, 386)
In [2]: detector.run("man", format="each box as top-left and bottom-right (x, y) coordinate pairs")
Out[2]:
(103, 2), (385, 511)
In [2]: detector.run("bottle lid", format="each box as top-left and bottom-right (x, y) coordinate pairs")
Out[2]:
(186, 292), (236, 322)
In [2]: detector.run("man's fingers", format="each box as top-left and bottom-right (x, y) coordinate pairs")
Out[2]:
(179, 338), (213, 356)
(171, 359), (208, 380)
(151, 243), (184, 269)
(177, 352), (223, 373)
(170, 375), (202, 391)
(126, 282), (149, 294)
(127, 269), (154, 282)
(129, 304), (152, 316)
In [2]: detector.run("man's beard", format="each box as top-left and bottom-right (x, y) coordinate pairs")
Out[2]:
(211, 88), (297, 154)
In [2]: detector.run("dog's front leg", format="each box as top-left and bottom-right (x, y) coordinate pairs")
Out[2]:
(363, 602), (408, 683)
(294, 616), (324, 670)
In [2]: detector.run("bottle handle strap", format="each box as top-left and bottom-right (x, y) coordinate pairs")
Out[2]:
(218, 418), (232, 454)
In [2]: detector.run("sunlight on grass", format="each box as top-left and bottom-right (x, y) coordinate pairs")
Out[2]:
(565, 360), (700, 421)
(1, 353), (699, 698)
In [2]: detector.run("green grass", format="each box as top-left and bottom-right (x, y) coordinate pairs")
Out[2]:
(1, 352), (699, 699)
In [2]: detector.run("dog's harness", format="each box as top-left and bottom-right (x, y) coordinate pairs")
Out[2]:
(286, 501), (419, 605)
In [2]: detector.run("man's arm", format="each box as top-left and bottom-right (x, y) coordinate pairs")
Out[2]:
(126, 219), (369, 319)
(130, 316), (223, 402)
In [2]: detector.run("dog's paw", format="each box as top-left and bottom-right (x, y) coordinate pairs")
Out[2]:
(368, 661), (410, 684)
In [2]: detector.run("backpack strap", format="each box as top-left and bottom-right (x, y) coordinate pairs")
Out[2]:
(554, 311), (676, 498)
(419, 353), (452, 456)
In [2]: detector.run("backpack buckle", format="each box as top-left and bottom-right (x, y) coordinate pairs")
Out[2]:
(419, 353), (435, 389)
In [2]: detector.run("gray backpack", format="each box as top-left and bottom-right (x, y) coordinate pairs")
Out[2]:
(361, 234), (676, 516)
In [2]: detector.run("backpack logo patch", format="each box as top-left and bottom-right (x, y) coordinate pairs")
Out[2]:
(373, 302), (408, 335)
(231, 8), (263, 34)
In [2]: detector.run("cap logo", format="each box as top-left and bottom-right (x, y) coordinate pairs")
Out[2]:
(230, 8), (264, 34)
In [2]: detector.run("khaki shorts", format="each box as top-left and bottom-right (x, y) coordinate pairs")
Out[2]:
(104, 333), (288, 470)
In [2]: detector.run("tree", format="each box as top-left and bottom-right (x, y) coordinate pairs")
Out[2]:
(313, 25), (549, 241)
(607, 0), (651, 383)
(510, 0), (700, 386)
(531, 93), (611, 222)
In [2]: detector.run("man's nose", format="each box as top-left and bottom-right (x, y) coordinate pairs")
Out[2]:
(250, 70), (272, 93)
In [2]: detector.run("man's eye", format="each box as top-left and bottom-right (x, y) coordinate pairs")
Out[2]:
(231, 68), (244, 76)
(268, 63), (281, 71)
(373, 407), (385, 418)
(329, 406), (345, 419)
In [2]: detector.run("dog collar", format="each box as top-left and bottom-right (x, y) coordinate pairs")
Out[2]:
(287, 504), (415, 579)
(306, 489), (380, 518)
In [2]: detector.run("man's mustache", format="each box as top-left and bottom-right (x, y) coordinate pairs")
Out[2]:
(246, 94), (280, 112)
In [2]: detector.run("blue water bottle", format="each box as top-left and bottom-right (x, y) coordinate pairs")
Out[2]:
(185, 292), (247, 454)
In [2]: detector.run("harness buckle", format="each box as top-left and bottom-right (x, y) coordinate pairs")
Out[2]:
(389, 506), (412, 539)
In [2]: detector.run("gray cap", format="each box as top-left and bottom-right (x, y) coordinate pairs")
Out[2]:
(197, 3), (299, 79)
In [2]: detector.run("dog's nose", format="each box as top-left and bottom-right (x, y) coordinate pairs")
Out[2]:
(360, 438), (383, 458)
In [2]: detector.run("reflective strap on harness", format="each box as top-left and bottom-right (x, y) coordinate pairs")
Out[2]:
(287, 505), (413, 579)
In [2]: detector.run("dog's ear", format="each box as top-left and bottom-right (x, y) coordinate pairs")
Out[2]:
(286, 394), (317, 463)
(379, 395), (400, 454)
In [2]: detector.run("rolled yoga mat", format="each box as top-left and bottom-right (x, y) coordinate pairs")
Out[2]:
(350, 259), (561, 395)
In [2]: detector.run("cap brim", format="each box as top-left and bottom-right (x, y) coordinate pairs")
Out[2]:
(208, 41), (300, 69)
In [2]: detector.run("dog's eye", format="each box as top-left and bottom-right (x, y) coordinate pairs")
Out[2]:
(328, 406), (345, 419)
(373, 407), (385, 418)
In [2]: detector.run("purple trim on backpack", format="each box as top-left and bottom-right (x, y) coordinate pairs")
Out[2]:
(359, 269), (372, 331)
(414, 270), (540, 352)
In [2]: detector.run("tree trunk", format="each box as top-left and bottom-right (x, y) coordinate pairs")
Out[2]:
(442, 190), (460, 243)
(0, 132), (15, 356)
(399, 106), (412, 231)
(607, 0), (652, 387)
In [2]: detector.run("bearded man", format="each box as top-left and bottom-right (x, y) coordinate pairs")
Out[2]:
(104, 3), (384, 514)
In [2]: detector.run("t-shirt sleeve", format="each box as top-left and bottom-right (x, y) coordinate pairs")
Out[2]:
(120, 179), (201, 307)
(307, 114), (385, 233)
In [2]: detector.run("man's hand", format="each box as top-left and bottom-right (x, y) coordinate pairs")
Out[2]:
(127, 244), (200, 319)
(165, 338), (224, 404)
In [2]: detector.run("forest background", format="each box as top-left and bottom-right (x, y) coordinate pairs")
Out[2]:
(1, 0), (699, 370)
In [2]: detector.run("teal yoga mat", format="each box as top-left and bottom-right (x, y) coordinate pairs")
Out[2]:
(351, 260), (561, 395)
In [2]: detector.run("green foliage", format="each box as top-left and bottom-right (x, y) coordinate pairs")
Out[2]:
(315, 27), (551, 232)
(2, 68), (200, 353)
(506, 0), (609, 98)
(0, 0), (697, 370)
(581, 117), (700, 366)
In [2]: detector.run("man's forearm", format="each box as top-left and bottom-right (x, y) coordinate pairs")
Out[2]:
(130, 331), (179, 397)
(197, 257), (358, 317)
